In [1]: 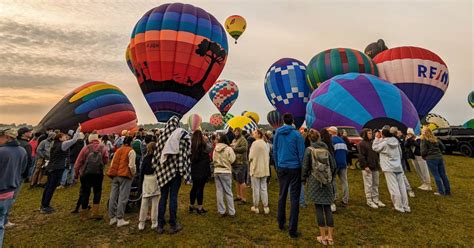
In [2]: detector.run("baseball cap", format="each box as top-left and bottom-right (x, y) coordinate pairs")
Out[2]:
(0, 128), (18, 139)
(17, 127), (32, 137)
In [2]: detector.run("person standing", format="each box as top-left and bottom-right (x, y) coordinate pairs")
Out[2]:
(302, 130), (336, 246)
(107, 136), (136, 227)
(230, 128), (249, 204)
(0, 129), (27, 248)
(357, 129), (385, 209)
(189, 130), (212, 214)
(60, 132), (85, 188)
(138, 142), (160, 231)
(327, 126), (349, 207)
(391, 127), (415, 198)
(421, 127), (451, 196)
(213, 135), (236, 217)
(154, 116), (191, 235)
(28, 132), (41, 180)
(273, 113), (305, 238)
(40, 127), (81, 214)
(405, 128), (432, 191)
(249, 129), (270, 214)
(372, 129), (410, 213)
(31, 132), (55, 187)
(74, 132), (109, 220)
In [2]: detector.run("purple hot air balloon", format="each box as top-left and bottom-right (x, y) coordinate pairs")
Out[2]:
(306, 73), (421, 134)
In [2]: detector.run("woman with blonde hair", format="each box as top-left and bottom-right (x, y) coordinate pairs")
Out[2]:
(138, 141), (160, 230)
(249, 129), (270, 214)
(420, 127), (451, 196)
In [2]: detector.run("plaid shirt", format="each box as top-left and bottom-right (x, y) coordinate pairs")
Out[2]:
(153, 116), (191, 188)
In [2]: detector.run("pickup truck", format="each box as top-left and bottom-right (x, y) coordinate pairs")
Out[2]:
(336, 126), (362, 154)
(433, 127), (474, 157)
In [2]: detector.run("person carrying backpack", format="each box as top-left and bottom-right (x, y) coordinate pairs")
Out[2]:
(74, 132), (109, 219)
(302, 129), (336, 246)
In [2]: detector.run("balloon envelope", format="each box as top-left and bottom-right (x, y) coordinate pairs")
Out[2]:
(373, 46), (449, 117)
(210, 113), (224, 128)
(463, 119), (474, 129)
(209, 79), (239, 116)
(264, 58), (310, 129)
(36, 81), (138, 135)
(223, 113), (234, 124)
(306, 73), (421, 134)
(423, 113), (450, 130)
(225, 15), (246, 44)
(125, 44), (136, 75)
(364, 39), (388, 59)
(306, 48), (378, 91)
(267, 110), (283, 129)
(187, 114), (202, 132)
(243, 111), (260, 124)
(468, 91), (474, 108)
(225, 116), (257, 132)
(129, 3), (228, 122)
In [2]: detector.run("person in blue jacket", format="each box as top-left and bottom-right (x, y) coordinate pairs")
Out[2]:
(327, 126), (349, 208)
(273, 113), (305, 239)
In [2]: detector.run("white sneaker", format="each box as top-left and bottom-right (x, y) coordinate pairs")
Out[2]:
(374, 200), (386, 208)
(434, 192), (441, 196)
(330, 203), (336, 212)
(367, 201), (379, 209)
(408, 191), (415, 198)
(263, 207), (270, 214)
(4, 221), (16, 228)
(404, 207), (411, 213)
(117, 219), (130, 227)
(109, 217), (117, 226)
(250, 206), (259, 214)
(138, 222), (145, 231)
(418, 184), (432, 191)
(151, 223), (158, 229)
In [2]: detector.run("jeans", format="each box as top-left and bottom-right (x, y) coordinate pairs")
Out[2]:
(80, 174), (103, 209)
(108, 177), (132, 219)
(5, 181), (22, 224)
(251, 176), (268, 208)
(0, 198), (14, 248)
(190, 179), (207, 206)
(426, 159), (451, 195)
(334, 168), (349, 204)
(28, 156), (37, 178)
(277, 167), (301, 235)
(215, 173), (235, 215)
(158, 175), (182, 227)
(61, 164), (75, 186)
(41, 169), (64, 208)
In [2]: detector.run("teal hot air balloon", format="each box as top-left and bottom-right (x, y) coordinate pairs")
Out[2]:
(306, 48), (378, 91)
(267, 110), (283, 129)
(468, 91), (474, 108)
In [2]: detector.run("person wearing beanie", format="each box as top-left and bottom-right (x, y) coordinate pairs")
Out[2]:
(73, 132), (109, 219)
(404, 128), (432, 191)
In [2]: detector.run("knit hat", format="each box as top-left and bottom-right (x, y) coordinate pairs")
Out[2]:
(68, 130), (75, 136)
(407, 128), (415, 135)
(0, 128), (17, 139)
(88, 133), (100, 143)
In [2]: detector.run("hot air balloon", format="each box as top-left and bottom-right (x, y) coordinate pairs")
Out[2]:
(223, 113), (234, 123)
(210, 113), (224, 128)
(468, 91), (474, 108)
(125, 44), (136, 75)
(267, 110), (283, 129)
(306, 73), (421, 134)
(306, 48), (378, 91)
(241, 111), (247, 116)
(36, 81), (138, 135)
(243, 111), (260, 124)
(423, 113), (450, 130)
(373, 46), (449, 117)
(209, 79), (239, 116)
(364, 39), (388, 58)
(225, 116), (257, 132)
(264, 58), (310, 129)
(187, 114), (202, 132)
(225, 15), (246, 44)
(463, 119), (474, 129)
(128, 3), (228, 123)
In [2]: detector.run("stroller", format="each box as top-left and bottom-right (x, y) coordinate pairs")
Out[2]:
(125, 173), (142, 213)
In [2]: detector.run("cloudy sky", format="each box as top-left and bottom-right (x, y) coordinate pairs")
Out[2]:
(0, 0), (472, 126)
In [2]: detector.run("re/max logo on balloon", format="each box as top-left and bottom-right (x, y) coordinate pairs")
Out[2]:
(418, 65), (449, 84)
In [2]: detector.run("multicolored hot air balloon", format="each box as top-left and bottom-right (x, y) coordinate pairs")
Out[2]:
(243, 111), (260, 124)
(225, 15), (246, 44)
(364, 39), (388, 59)
(241, 111), (247, 116)
(423, 113), (450, 130)
(209, 79), (239, 116)
(305, 48), (378, 91)
(468, 91), (474, 108)
(128, 3), (228, 122)
(225, 116), (257, 132)
(187, 114), (202, 132)
(125, 44), (135, 75)
(223, 113), (234, 123)
(267, 110), (283, 129)
(264, 58), (310, 129)
(36, 81), (138, 135)
(306, 73), (421, 134)
(210, 113), (224, 128)
(373, 46), (449, 117)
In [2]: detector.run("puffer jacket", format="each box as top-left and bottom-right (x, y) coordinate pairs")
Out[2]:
(213, 143), (236, 174)
(372, 137), (403, 173)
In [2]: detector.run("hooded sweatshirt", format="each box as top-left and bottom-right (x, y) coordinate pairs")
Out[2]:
(212, 143), (236, 174)
(0, 140), (27, 194)
(272, 125), (305, 169)
(372, 137), (403, 173)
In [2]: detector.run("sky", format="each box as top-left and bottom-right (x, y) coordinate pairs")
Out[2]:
(0, 0), (473, 126)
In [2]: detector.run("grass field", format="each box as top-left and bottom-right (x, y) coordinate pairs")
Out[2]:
(4, 155), (474, 247)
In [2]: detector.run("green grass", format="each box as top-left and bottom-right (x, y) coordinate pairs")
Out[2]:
(5, 155), (474, 247)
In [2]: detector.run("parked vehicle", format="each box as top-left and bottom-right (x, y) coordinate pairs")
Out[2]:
(433, 127), (474, 157)
(336, 126), (362, 154)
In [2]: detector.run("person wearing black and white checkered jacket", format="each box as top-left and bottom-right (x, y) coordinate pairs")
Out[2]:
(153, 116), (191, 235)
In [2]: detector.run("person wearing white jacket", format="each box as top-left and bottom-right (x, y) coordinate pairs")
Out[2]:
(212, 135), (236, 217)
(249, 129), (270, 215)
(372, 129), (410, 213)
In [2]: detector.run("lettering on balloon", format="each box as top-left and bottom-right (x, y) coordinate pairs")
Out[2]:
(417, 65), (449, 85)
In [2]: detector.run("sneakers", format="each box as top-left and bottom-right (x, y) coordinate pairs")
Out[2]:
(151, 223), (158, 229)
(109, 217), (117, 226)
(263, 207), (270, 214)
(4, 221), (16, 228)
(374, 200), (386, 208)
(408, 191), (416, 198)
(330, 203), (336, 212)
(40, 207), (55, 214)
(156, 226), (165, 234)
(434, 192), (441, 196)
(117, 219), (130, 227)
(169, 223), (183, 234)
(418, 184), (432, 191)
(196, 208), (208, 215)
(367, 201), (379, 209)
(138, 222), (145, 231)
(250, 206), (260, 214)
(188, 206), (195, 213)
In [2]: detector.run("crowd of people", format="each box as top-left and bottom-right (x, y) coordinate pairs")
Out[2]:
(0, 113), (453, 247)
